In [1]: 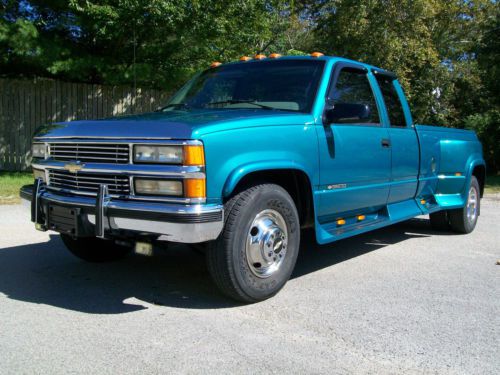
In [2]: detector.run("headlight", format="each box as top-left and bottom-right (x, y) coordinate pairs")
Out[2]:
(134, 179), (183, 196)
(32, 143), (47, 158)
(133, 145), (183, 164)
(133, 144), (205, 165)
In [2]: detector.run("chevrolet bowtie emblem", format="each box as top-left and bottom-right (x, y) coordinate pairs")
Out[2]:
(64, 162), (84, 173)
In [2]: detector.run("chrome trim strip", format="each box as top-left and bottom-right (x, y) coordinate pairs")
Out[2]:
(32, 161), (205, 178)
(45, 185), (204, 204)
(87, 216), (223, 243)
(34, 138), (203, 146)
(21, 189), (222, 214)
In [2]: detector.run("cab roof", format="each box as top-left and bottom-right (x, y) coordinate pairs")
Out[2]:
(212, 54), (397, 79)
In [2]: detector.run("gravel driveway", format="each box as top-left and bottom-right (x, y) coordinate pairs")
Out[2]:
(0, 199), (498, 374)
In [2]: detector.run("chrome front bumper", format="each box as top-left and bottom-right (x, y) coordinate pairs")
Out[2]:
(20, 181), (224, 243)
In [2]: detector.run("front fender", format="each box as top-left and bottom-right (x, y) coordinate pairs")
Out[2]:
(223, 160), (313, 197)
(199, 124), (319, 203)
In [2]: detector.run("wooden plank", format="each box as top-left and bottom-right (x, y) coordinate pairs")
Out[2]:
(13, 80), (20, 170)
(77, 82), (83, 120)
(0, 79), (5, 169)
(71, 82), (77, 121)
(6, 80), (12, 169)
(8, 81), (16, 170)
(20, 80), (28, 170)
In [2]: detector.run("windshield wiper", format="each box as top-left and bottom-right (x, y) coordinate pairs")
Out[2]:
(205, 100), (275, 110)
(158, 103), (191, 111)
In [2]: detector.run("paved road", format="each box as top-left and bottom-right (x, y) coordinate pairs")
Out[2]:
(0, 199), (498, 374)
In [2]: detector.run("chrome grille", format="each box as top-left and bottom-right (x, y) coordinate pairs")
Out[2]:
(48, 170), (130, 196)
(49, 143), (130, 164)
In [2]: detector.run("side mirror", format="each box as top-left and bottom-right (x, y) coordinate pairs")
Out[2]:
(324, 103), (371, 125)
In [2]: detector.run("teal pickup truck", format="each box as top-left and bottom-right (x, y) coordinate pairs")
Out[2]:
(21, 53), (485, 302)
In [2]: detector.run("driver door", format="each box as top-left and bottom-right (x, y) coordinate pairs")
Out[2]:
(316, 63), (391, 221)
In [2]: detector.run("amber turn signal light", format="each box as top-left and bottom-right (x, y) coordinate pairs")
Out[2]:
(185, 179), (206, 199)
(184, 145), (205, 166)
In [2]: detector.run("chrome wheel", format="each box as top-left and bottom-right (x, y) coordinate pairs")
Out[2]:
(246, 209), (288, 278)
(466, 186), (478, 224)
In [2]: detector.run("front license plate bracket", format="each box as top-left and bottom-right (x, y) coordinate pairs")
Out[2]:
(48, 205), (81, 236)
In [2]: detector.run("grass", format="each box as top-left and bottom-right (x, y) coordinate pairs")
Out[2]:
(0, 171), (498, 205)
(0, 172), (33, 204)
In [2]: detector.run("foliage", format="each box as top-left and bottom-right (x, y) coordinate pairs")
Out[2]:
(465, 110), (500, 174)
(1, 0), (499, 172)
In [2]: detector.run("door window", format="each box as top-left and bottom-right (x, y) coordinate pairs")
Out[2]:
(328, 68), (380, 125)
(375, 75), (407, 127)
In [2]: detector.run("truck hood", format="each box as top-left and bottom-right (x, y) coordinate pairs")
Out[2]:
(34, 109), (314, 140)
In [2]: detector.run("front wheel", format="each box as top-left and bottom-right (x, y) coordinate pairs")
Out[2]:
(61, 235), (132, 262)
(206, 184), (300, 303)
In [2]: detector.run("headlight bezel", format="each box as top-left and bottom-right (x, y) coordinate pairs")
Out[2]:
(31, 143), (47, 159)
(132, 144), (205, 166)
(133, 145), (184, 165)
(134, 178), (184, 197)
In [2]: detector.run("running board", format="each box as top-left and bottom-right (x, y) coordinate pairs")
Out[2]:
(315, 199), (423, 245)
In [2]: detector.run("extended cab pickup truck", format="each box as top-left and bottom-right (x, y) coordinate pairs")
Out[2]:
(21, 54), (485, 302)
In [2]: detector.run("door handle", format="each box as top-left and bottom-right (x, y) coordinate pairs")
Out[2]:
(381, 138), (391, 148)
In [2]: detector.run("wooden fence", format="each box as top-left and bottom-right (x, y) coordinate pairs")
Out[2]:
(0, 77), (171, 171)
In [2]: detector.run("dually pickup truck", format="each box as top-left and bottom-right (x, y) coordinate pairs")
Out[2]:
(21, 54), (485, 302)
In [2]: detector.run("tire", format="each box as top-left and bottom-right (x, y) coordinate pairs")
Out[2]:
(61, 235), (132, 262)
(448, 176), (481, 234)
(206, 184), (300, 303)
(429, 210), (450, 231)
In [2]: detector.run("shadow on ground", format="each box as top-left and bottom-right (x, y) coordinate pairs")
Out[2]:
(0, 218), (444, 313)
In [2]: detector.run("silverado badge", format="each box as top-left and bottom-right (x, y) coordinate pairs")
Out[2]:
(63, 162), (84, 173)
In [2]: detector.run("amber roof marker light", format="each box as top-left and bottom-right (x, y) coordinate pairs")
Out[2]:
(239, 56), (252, 61)
(310, 52), (324, 57)
(269, 53), (282, 59)
(210, 61), (222, 68)
(254, 54), (267, 60)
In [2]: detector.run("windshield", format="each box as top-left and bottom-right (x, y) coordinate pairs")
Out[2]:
(164, 59), (325, 113)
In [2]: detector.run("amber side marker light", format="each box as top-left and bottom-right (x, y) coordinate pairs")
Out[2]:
(185, 179), (206, 199)
(310, 51), (324, 57)
(240, 56), (252, 61)
(420, 199), (427, 205)
(254, 54), (266, 60)
(455, 172), (462, 176)
(337, 219), (346, 226)
(357, 215), (366, 221)
(210, 61), (222, 68)
(269, 53), (282, 59)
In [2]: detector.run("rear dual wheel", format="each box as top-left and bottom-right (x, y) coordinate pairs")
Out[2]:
(429, 176), (480, 234)
(206, 184), (300, 303)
